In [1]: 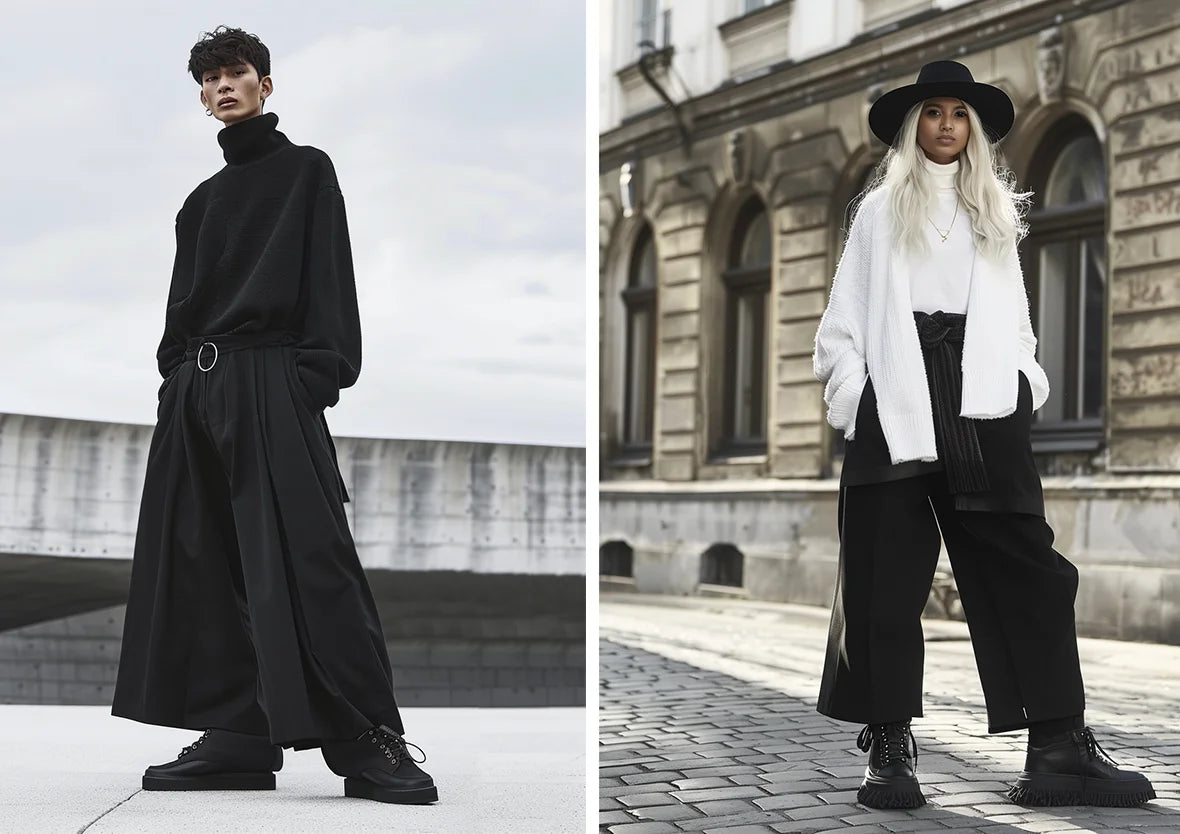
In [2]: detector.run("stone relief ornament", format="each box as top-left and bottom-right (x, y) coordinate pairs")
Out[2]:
(620, 160), (640, 218)
(1037, 25), (1066, 104)
(726, 129), (751, 184)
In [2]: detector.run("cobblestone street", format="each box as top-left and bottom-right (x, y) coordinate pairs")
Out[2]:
(600, 593), (1180, 833)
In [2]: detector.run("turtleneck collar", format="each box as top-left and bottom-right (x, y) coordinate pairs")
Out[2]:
(921, 154), (960, 190)
(217, 112), (289, 165)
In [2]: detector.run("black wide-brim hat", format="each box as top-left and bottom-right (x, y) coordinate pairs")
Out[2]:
(868, 60), (1014, 146)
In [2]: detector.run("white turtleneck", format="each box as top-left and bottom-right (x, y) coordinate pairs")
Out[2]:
(908, 155), (974, 315)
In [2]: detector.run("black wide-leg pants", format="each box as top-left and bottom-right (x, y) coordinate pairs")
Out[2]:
(111, 341), (402, 750)
(816, 469), (1086, 734)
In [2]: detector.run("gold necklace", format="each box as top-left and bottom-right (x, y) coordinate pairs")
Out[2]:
(928, 200), (959, 243)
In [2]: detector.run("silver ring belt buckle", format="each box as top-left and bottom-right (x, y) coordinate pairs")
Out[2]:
(196, 341), (218, 372)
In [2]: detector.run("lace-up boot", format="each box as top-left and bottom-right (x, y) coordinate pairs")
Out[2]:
(142, 728), (282, 790)
(855, 720), (926, 809)
(1008, 726), (1156, 806)
(321, 724), (438, 804)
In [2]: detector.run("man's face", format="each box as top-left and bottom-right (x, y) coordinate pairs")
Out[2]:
(199, 61), (271, 126)
(915, 97), (970, 164)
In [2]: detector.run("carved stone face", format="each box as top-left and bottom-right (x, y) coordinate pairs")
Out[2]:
(1037, 26), (1065, 104)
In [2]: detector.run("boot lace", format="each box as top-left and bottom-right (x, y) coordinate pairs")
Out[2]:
(363, 724), (427, 766)
(178, 729), (213, 759)
(1078, 727), (1117, 767)
(857, 722), (918, 769)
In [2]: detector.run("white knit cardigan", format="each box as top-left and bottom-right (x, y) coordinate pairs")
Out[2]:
(812, 187), (1050, 465)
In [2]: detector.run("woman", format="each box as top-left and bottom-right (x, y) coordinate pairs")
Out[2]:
(812, 60), (1154, 810)
(109, 26), (437, 805)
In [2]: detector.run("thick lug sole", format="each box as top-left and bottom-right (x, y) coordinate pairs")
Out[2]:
(858, 773), (926, 809)
(344, 776), (438, 804)
(1008, 771), (1156, 807)
(142, 770), (276, 791)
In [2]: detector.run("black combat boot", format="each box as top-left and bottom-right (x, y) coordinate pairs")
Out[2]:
(855, 720), (926, 809)
(321, 724), (438, 804)
(1008, 726), (1156, 807)
(142, 728), (282, 790)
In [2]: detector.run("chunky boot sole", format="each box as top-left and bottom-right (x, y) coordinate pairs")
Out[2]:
(344, 776), (438, 804)
(1008, 772), (1156, 807)
(142, 771), (276, 791)
(858, 776), (926, 809)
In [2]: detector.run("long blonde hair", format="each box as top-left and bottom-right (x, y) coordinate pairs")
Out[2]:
(855, 100), (1031, 262)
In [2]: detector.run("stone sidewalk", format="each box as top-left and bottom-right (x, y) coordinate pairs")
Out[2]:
(600, 593), (1180, 833)
(0, 704), (585, 833)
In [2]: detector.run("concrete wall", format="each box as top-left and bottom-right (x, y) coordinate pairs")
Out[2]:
(0, 412), (586, 707)
(0, 574), (586, 708)
(601, 476), (1180, 644)
(0, 412), (584, 575)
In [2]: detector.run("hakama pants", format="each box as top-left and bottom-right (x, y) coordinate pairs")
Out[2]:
(818, 342), (1086, 734)
(111, 335), (402, 750)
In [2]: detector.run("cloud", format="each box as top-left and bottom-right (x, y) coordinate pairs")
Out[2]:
(0, 3), (585, 448)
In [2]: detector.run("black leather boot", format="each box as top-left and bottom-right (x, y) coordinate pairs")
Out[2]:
(855, 720), (926, 809)
(1008, 726), (1156, 807)
(321, 724), (438, 804)
(142, 728), (282, 790)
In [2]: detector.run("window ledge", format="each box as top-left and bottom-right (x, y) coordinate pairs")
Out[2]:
(600, 575), (637, 586)
(1031, 422), (1104, 454)
(697, 582), (749, 597)
(707, 451), (768, 465)
(607, 451), (653, 468)
(718, 1), (793, 79)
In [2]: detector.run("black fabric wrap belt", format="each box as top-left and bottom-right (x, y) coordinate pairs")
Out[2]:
(183, 331), (300, 365)
(913, 310), (990, 495)
(178, 330), (350, 504)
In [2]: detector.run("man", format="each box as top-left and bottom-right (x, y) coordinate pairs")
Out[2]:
(110, 25), (437, 806)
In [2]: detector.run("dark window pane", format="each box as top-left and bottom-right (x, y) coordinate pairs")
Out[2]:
(1081, 236), (1107, 420)
(636, 0), (658, 46)
(625, 306), (653, 444)
(600, 541), (634, 577)
(629, 229), (657, 288)
(1044, 135), (1106, 207)
(623, 226), (657, 449)
(739, 212), (771, 267)
(731, 289), (766, 441)
(1037, 240), (1071, 423)
(700, 543), (744, 587)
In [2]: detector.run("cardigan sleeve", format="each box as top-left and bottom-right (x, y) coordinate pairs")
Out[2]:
(1011, 247), (1050, 411)
(813, 201), (873, 439)
(293, 182), (362, 411)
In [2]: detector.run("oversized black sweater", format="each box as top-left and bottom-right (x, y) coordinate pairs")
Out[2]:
(156, 111), (359, 411)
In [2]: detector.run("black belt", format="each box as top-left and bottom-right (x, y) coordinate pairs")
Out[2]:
(179, 329), (351, 504)
(183, 331), (300, 371)
(914, 311), (990, 495)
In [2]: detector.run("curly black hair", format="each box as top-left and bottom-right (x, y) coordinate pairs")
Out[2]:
(188, 25), (270, 84)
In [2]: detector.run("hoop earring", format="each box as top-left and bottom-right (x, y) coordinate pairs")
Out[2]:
(205, 108), (213, 116)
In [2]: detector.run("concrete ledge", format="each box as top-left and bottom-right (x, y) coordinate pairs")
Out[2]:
(601, 480), (1180, 643)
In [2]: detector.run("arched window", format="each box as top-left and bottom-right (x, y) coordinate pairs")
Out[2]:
(622, 226), (657, 450)
(721, 198), (771, 452)
(1023, 118), (1107, 449)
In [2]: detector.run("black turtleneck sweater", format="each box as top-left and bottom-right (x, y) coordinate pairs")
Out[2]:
(156, 111), (359, 411)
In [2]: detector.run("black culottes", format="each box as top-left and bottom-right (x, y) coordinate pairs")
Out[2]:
(817, 373), (1086, 734)
(111, 339), (402, 750)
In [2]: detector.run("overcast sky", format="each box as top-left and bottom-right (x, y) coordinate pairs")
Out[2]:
(0, 2), (585, 447)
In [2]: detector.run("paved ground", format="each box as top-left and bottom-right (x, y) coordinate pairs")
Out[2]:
(0, 705), (585, 833)
(600, 593), (1180, 834)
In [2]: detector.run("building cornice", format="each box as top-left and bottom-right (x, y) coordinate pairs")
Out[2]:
(599, 0), (1131, 173)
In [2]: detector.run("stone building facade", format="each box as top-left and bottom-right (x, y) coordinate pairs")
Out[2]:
(599, 0), (1180, 642)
